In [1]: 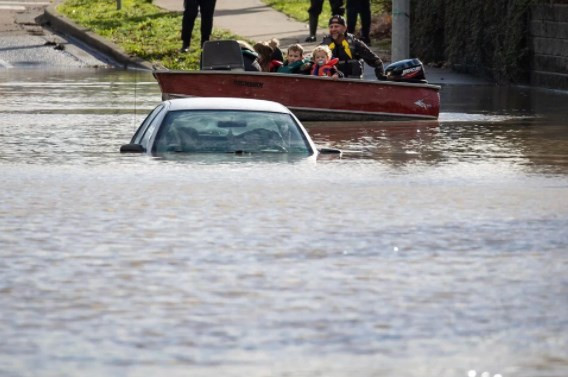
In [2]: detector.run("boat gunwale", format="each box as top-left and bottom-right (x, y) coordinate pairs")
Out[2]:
(153, 69), (442, 92)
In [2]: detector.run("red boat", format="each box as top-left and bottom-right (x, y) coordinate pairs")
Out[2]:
(152, 41), (441, 122)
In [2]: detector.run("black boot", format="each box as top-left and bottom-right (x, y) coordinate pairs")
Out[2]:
(305, 14), (318, 42)
(360, 36), (371, 45)
(180, 41), (190, 53)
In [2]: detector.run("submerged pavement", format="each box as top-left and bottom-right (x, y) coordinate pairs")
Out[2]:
(0, 0), (109, 68)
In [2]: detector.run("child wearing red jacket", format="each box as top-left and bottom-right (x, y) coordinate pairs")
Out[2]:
(253, 42), (283, 72)
(311, 45), (342, 78)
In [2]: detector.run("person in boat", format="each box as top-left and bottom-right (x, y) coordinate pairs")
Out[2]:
(237, 40), (262, 71)
(305, 0), (345, 42)
(321, 15), (385, 80)
(253, 42), (283, 72)
(277, 44), (312, 75)
(180, 0), (217, 53)
(268, 38), (284, 63)
(311, 45), (342, 78)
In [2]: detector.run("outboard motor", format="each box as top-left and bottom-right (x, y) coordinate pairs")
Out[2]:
(385, 58), (427, 83)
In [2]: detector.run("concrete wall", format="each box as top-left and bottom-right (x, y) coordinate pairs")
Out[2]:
(530, 4), (568, 90)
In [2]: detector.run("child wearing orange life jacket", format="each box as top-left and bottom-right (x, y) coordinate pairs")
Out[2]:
(311, 45), (343, 78)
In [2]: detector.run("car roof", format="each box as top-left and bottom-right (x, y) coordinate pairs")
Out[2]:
(166, 97), (293, 114)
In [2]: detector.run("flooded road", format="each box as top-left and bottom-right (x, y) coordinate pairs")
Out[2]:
(1, 68), (567, 377)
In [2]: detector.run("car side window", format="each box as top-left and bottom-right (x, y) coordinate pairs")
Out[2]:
(132, 105), (165, 144)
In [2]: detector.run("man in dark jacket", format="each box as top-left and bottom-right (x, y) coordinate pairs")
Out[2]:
(180, 0), (217, 52)
(305, 0), (345, 42)
(321, 15), (385, 79)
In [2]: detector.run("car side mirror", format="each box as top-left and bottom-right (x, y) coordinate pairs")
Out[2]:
(120, 144), (146, 153)
(317, 147), (342, 154)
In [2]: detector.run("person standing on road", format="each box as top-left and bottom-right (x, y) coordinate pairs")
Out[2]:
(305, 0), (345, 42)
(180, 0), (217, 52)
(346, 0), (372, 44)
(321, 15), (384, 79)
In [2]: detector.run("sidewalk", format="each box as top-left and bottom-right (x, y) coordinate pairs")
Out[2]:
(154, 0), (330, 52)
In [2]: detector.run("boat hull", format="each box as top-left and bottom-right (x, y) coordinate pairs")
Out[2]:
(153, 70), (441, 121)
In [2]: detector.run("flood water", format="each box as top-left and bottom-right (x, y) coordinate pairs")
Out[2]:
(1, 68), (567, 377)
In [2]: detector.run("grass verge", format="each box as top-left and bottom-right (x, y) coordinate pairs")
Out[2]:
(57, 0), (239, 70)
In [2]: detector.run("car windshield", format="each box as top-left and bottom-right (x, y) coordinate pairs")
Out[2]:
(153, 110), (312, 155)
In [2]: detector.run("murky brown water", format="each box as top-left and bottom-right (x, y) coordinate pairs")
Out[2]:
(1, 68), (567, 377)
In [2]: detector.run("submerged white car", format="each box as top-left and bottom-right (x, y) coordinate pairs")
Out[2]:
(120, 98), (337, 156)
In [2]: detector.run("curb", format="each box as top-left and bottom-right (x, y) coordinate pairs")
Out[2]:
(40, 4), (154, 70)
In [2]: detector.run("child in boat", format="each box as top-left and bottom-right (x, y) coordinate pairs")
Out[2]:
(237, 40), (261, 71)
(253, 42), (283, 72)
(277, 44), (312, 74)
(268, 38), (284, 63)
(311, 45), (342, 78)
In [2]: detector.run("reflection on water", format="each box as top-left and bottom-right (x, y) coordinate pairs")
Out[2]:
(307, 118), (568, 176)
(1, 68), (567, 377)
